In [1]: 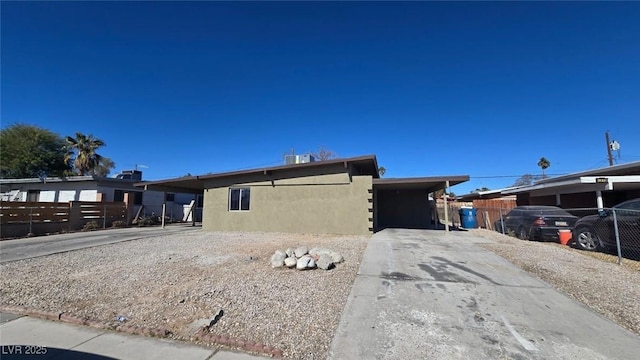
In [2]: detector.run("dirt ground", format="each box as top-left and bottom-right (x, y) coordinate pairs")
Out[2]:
(0, 230), (369, 359)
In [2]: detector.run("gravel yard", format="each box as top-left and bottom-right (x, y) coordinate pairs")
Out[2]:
(471, 228), (640, 336)
(4, 227), (639, 358)
(0, 230), (369, 359)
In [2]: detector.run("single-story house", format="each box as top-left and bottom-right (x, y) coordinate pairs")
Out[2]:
(137, 155), (469, 234)
(0, 170), (202, 222)
(502, 161), (640, 209)
(455, 188), (519, 202)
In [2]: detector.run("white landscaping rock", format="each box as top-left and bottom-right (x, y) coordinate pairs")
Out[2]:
(294, 246), (309, 258)
(285, 248), (295, 258)
(317, 254), (334, 270)
(284, 257), (297, 268)
(330, 251), (344, 264)
(271, 250), (286, 268)
(296, 255), (312, 270)
(307, 258), (316, 269)
(309, 247), (331, 256)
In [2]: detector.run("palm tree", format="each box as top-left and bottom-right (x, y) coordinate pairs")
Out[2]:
(537, 157), (551, 177)
(65, 132), (106, 175)
(378, 166), (386, 177)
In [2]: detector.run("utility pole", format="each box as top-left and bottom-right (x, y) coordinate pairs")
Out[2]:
(605, 131), (614, 166)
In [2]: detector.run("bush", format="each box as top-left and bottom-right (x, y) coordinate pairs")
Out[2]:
(111, 220), (127, 228)
(137, 215), (160, 227)
(83, 221), (99, 231)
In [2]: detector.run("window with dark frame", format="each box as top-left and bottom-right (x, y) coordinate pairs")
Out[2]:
(114, 190), (124, 202)
(27, 190), (40, 202)
(229, 188), (250, 211)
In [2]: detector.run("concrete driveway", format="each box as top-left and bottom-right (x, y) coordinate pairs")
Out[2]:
(328, 228), (640, 359)
(0, 224), (200, 263)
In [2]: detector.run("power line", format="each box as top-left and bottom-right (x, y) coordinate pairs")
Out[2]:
(470, 173), (565, 179)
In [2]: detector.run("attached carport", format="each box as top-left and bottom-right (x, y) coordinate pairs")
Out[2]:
(136, 176), (205, 227)
(373, 176), (469, 231)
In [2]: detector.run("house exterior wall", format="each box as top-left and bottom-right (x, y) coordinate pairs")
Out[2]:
(522, 190), (640, 209)
(0, 182), (101, 202)
(202, 170), (373, 235)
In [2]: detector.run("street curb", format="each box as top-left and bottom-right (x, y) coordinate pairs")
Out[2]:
(0, 305), (282, 358)
(194, 325), (283, 358)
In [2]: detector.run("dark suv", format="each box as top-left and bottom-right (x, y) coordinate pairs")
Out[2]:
(573, 198), (640, 252)
(499, 206), (578, 242)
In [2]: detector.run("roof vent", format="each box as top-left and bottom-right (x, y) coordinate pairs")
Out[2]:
(116, 170), (142, 181)
(285, 154), (316, 165)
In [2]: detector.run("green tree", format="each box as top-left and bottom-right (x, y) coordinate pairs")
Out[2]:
(378, 166), (386, 177)
(474, 187), (490, 192)
(64, 132), (107, 175)
(0, 124), (70, 178)
(537, 157), (551, 177)
(434, 189), (455, 199)
(92, 157), (116, 177)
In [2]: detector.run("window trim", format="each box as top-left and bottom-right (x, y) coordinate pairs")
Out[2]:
(228, 187), (250, 212)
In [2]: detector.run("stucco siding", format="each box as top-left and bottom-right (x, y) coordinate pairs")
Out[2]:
(202, 173), (372, 235)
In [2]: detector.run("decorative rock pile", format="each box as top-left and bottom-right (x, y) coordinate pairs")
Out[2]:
(270, 245), (344, 270)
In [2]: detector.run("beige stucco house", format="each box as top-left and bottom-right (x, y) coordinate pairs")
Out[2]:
(138, 155), (468, 235)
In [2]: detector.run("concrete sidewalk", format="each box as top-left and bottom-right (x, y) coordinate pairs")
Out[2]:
(0, 314), (267, 360)
(328, 228), (640, 359)
(1, 224), (201, 264)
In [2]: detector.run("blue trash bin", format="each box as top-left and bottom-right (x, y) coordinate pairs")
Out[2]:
(458, 208), (477, 228)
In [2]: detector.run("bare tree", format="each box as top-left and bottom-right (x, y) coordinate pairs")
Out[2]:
(311, 146), (337, 161)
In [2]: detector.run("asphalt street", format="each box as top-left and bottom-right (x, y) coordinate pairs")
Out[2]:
(0, 224), (200, 263)
(328, 228), (640, 359)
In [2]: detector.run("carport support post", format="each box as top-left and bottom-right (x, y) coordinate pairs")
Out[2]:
(192, 195), (197, 227)
(596, 190), (604, 210)
(444, 180), (450, 233)
(161, 192), (166, 229)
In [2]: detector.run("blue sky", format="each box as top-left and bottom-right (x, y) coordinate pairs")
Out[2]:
(2, 1), (639, 194)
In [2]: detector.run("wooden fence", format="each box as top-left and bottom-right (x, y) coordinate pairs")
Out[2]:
(1, 201), (130, 238)
(472, 199), (517, 230)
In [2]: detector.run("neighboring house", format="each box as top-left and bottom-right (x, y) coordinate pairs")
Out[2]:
(0, 170), (202, 222)
(456, 188), (519, 202)
(502, 161), (640, 209)
(138, 155), (469, 234)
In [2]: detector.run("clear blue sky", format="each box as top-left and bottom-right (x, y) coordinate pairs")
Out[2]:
(2, 2), (639, 194)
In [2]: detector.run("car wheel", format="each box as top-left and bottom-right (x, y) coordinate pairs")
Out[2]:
(574, 227), (599, 251)
(518, 226), (529, 240)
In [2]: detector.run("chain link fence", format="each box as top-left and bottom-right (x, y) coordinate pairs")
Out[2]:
(565, 207), (640, 264)
(473, 205), (640, 265)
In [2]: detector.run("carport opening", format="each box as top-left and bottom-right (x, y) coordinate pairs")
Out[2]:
(375, 188), (436, 231)
(373, 177), (468, 232)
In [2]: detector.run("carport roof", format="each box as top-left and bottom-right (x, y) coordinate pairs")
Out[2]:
(136, 155), (379, 193)
(373, 176), (469, 193)
(535, 160), (640, 185)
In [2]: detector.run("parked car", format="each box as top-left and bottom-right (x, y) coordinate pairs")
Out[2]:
(500, 206), (578, 242)
(573, 198), (640, 252)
